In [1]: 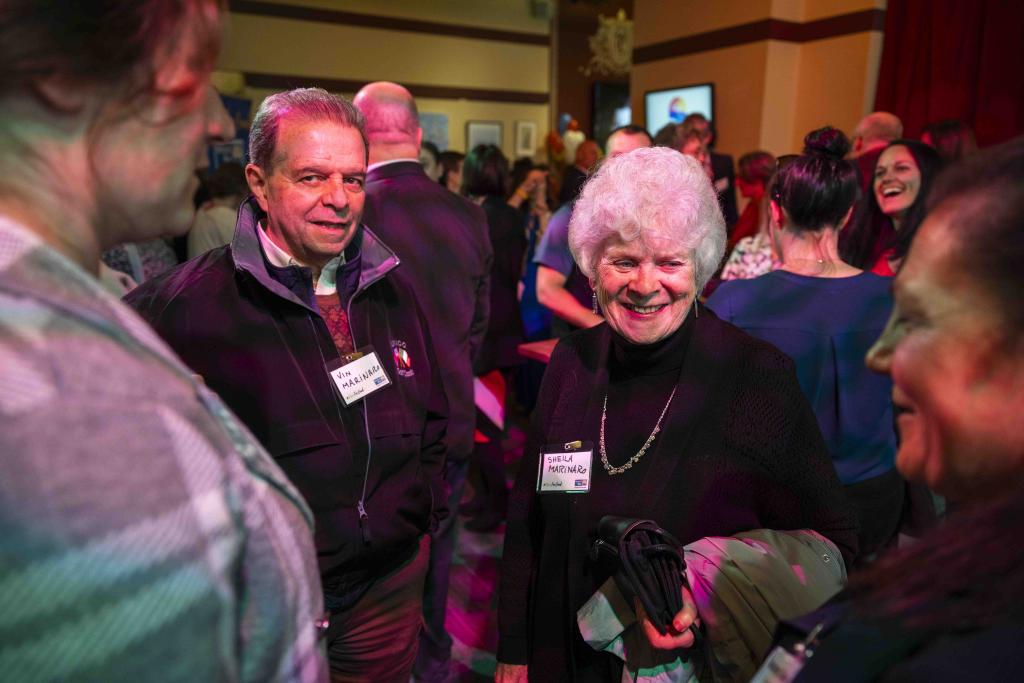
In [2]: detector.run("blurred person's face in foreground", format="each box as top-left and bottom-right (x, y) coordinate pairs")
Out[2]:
(594, 232), (696, 346)
(867, 204), (1024, 500)
(247, 119), (367, 268)
(93, 10), (233, 242)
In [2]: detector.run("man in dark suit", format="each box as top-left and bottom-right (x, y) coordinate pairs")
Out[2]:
(354, 81), (492, 683)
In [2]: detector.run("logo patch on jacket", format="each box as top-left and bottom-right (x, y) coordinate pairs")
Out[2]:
(391, 340), (414, 377)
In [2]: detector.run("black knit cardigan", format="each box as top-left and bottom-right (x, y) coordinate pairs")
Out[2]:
(497, 308), (860, 681)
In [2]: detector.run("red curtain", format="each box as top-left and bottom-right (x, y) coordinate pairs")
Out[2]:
(874, 0), (1024, 147)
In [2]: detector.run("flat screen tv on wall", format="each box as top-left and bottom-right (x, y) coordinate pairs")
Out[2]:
(644, 83), (715, 135)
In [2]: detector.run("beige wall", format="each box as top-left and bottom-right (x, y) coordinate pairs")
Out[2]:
(632, 0), (885, 157)
(254, 0), (548, 34)
(216, 1), (551, 159)
(242, 86), (546, 156)
(787, 32), (883, 151)
(632, 41), (770, 160)
(634, 0), (774, 46)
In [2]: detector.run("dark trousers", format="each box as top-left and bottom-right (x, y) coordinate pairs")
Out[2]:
(326, 535), (429, 682)
(413, 457), (470, 682)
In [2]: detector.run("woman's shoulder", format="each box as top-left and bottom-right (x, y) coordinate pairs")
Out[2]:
(709, 272), (774, 301)
(705, 279), (788, 331)
(851, 269), (896, 291)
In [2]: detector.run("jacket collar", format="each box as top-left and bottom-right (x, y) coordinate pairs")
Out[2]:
(230, 196), (401, 308)
(366, 159), (427, 182)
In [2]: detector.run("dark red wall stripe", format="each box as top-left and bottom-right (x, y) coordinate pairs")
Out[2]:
(633, 9), (885, 64)
(231, 0), (550, 46)
(242, 72), (550, 104)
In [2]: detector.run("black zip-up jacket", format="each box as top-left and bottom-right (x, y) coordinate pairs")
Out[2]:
(126, 198), (448, 603)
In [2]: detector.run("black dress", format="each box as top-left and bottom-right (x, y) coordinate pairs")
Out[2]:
(497, 309), (859, 682)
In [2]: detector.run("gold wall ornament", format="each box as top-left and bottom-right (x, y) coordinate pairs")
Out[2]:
(581, 9), (633, 78)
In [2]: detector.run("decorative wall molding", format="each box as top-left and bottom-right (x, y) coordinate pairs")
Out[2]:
(634, 9), (885, 64)
(231, 0), (550, 46)
(243, 71), (550, 104)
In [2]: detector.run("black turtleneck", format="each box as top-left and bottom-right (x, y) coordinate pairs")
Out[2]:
(601, 310), (694, 475)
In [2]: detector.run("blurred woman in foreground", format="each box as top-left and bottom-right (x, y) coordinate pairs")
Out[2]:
(776, 137), (1024, 681)
(0, 1), (325, 679)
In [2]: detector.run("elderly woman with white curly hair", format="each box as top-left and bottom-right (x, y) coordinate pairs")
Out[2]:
(495, 147), (859, 682)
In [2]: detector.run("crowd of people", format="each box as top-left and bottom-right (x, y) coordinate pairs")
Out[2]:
(2, 1), (1022, 682)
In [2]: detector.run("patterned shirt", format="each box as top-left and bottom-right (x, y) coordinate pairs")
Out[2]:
(0, 217), (327, 682)
(720, 234), (781, 281)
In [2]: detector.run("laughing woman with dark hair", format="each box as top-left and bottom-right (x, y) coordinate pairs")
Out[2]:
(708, 127), (901, 561)
(840, 139), (943, 275)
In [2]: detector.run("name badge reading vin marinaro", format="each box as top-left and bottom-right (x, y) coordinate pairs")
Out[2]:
(537, 440), (593, 493)
(329, 346), (391, 406)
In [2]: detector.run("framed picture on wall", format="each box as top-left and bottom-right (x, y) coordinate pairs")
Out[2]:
(466, 121), (502, 151)
(514, 121), (537, 158)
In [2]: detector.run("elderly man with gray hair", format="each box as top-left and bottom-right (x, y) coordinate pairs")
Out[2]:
(127, 87), (449, 681)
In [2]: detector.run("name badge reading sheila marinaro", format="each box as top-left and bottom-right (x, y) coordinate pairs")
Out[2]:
(537, 440), (593, 493)
(328, 346), (391, 406)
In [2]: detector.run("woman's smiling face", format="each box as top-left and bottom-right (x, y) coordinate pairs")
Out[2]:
(874, 144), (922, 222)
(594, 232), (696, 345)
(866, 204), (1024, 500)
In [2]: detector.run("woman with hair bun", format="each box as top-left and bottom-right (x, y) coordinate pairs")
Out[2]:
(708, 126), (902, 562)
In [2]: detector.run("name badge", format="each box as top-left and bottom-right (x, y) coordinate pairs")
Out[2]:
(750, 622), (822, 683)
(749, 646), (803, 683)
(537, 441), (593, 493)
(328, 346), (391, 406)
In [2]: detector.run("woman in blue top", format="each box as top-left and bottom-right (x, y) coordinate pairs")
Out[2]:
(707, 127), (899, 562)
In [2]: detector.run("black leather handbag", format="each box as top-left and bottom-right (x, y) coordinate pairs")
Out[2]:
(591, 515), (698, 639)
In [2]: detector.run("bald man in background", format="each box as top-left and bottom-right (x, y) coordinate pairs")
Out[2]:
(851, 111), (904, 192)
(353, 81), (492, 683)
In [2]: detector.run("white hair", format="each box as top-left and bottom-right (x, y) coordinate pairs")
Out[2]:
(568, 146), (726, 290)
